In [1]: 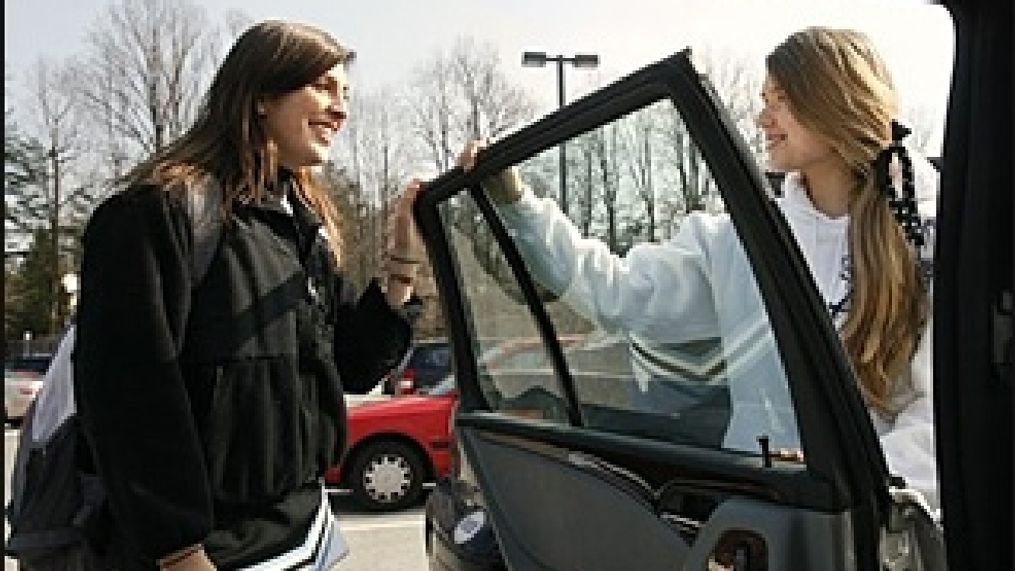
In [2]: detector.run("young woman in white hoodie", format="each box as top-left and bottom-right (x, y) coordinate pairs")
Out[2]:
(452, 27), (939, 512)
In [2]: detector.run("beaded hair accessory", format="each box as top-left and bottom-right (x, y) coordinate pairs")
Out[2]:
(828, 252), (854, 322)
(874, 121), (925, 248)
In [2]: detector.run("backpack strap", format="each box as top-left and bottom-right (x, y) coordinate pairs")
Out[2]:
(29, 326), (77, 444)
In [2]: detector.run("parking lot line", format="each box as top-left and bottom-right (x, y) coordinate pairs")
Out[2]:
(340, 519), (424, 533)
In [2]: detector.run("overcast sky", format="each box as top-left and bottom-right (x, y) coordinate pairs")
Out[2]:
(5, 0), (953, 144)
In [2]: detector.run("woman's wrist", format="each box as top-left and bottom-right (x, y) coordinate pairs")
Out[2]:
(384, 251), (419, 307)
(157, 544), (211, 570)
(484, 168), (524, 205)
(385, 273), (414, 307)
(388, 252), (421, 265)
(386, 253), (420, 274)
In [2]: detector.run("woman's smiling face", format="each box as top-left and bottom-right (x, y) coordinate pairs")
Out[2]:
(261, 63), (350, 170)
(756, 75), (835, 173)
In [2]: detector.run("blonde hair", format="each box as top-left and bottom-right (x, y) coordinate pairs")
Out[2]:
(767, 27), (928, 416)
(123, 21), (353, 266)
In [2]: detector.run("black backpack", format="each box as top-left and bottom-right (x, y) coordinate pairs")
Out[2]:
(5, 325), (110, 569)
(5, 184), (308, 568)
(4, 183), (340, 567)
(6, 189), (224, 569)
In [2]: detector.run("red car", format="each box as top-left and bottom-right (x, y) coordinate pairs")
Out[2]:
(326, 336), (584, 511)
(324, 376), (457, 511)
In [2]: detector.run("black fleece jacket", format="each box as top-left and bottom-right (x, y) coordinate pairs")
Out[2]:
(73, 181), (415, 568)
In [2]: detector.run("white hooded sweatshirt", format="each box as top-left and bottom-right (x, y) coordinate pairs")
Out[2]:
(494, 158), (939, 512)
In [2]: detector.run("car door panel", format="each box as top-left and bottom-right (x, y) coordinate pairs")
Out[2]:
(460, 426), (861, 571)
(416, 49), (890, 570)
(455, 413), (840, 508)
(461, 429), (690, 571)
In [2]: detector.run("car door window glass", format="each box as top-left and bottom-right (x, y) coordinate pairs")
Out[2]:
(412, 346), (450, 369)
(443, 98), (802, 456)
(438, 201), (573, 424)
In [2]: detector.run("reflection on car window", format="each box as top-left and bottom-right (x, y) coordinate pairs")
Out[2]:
(425, 376), (456, 396)
(411, 346), (451, 369)
(442, 98), (801, 456)
(4, 356), (52, 375)
(492, 348), (548, 370)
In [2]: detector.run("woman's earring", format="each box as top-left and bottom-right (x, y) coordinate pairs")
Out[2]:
(256, 104), (266, 117)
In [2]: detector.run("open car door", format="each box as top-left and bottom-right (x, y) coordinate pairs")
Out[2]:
(416, 50), (934, 570)
(935, 0), (1013, 569)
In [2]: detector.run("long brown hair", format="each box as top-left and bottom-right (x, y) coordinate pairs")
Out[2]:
(767, 27), (928, 416)
(123, 20), (354, 266)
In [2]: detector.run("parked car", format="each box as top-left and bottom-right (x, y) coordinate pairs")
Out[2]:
(416, 3), (1011, 568)
(326, 375), (457, 511)
(383, 338), (453, 395)
(329, 335), (591, 511)
(4, 354), (52, 425)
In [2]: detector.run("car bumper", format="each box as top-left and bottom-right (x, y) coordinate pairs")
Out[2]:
(425, 478), (505, 571)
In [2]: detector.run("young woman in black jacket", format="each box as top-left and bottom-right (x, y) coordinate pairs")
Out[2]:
(73, 20), (423, 570)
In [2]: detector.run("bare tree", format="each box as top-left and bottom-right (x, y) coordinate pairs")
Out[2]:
(657, 107), (694, 215)
(12, 58), (93, 330)
(401, 38), (539, 294)
(334, 90), (416, 279)
(697, 50), (764, 160)
(449, 38), (536, 142)
(566, 133), (599, 236)
(317, 161), (372, 287)
(77, 0), (218, 161)
(407, 55), (459, 173)
(408, 37), (537, 173)
(620, 108), (662, 242)
(4, 107), (47, 345)
(652, 50), (763, 231)
(221, 10), (254, 42)
(592, 123), (622, 252)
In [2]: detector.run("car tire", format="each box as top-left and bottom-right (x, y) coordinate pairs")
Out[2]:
(348, 440), (426, 511)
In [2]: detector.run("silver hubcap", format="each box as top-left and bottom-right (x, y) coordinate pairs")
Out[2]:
(363, 453), (413, 503)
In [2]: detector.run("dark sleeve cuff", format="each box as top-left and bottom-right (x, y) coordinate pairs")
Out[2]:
(336, 280), (417, 393)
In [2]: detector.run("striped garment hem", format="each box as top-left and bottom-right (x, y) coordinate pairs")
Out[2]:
(239, 488), (349, 570)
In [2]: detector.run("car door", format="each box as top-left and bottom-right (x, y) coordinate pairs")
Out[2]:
(416, 51), (899, 570)
(935, 0), (1013, 569)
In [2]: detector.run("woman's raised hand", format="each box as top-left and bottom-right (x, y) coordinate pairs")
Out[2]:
(390, 178), (424, 262)
(383, 178), (425, 306)
(458, 140), (523, 205)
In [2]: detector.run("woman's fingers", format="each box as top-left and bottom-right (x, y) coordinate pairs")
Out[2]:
(402, 178), (423, 201)
(391, 180), (425, 257)
(458, 139), (489, 171)
(773, 448), (805, 462)
(457, 142), (476, 170)
(455, 138), (522, 205)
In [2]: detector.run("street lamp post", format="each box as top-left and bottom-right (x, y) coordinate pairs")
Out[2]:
(522, 51), (599, 217)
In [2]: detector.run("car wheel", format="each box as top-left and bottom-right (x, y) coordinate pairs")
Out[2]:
(349, 440), (426, 511)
